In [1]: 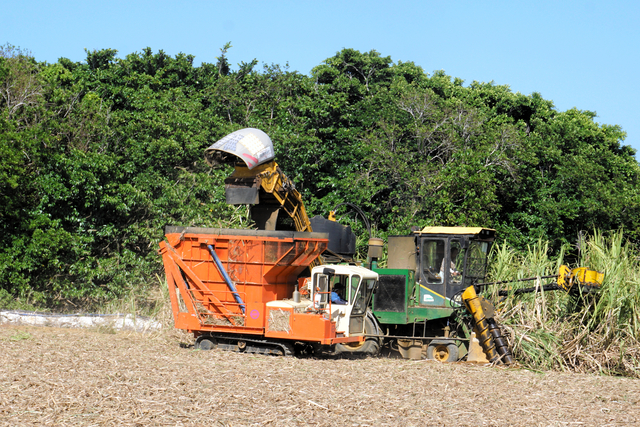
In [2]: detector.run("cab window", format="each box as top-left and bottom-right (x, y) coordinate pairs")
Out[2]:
(349, 275), (360, 302)
(449, 239), (465, 283)
(422, 240), (445, 284)
(463, 240), (492, 287)
(350, 275), (367, 315)
(314, 274), (329, 306)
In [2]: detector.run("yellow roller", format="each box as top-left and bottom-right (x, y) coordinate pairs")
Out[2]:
(461, 286), (499, 363)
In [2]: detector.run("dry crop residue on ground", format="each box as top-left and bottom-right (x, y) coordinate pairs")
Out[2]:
(1, 325), (639, 426)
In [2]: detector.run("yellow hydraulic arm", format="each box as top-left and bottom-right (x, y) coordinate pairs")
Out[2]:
(464, 264), (603, 364)
(486, 265), (604, 297)
(224, 160), (313, 233)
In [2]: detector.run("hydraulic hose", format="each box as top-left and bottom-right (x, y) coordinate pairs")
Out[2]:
(207, 244), (246, 314)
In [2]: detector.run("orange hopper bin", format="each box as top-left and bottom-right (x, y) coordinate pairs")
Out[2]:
(159, 226), (333, 340)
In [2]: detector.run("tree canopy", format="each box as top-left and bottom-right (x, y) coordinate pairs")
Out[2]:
(1, 44), (638, 307)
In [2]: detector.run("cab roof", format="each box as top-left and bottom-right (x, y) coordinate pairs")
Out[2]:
(311, 265), (379, 280)
(416, 226), (496, 238)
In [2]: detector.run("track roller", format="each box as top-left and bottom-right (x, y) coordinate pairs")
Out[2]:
(197, 337), (217, 351)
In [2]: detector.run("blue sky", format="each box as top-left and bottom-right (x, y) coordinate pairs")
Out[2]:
(4, 1), (639, 154)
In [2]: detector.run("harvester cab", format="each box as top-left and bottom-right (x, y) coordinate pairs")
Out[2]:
(401, 226), (494, 307)
(373, 226), (495, 315)
(370, 226), (514, 363)
(309, 265), (378, 338)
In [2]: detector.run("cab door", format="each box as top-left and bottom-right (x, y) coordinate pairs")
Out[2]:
(347, 275), (377, 335)
(418, 238), (447, 307)
(312, 273), (330, 309)
(446, 238), (466, 299)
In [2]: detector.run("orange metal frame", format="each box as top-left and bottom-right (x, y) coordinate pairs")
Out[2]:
(159, 228), (362, 345)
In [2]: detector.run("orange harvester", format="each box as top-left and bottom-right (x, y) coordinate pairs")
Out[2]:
(159, 226), (360, 346)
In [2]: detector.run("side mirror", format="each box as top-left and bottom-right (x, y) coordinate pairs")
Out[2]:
(323, 268), (335, 276)
(461, 238), (469, 249)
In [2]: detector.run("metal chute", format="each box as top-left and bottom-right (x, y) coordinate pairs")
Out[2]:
(205, 128), (275, 170)
(204, 127), (357, 267)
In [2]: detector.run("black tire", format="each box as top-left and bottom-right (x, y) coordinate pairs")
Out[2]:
(334, 316), (380, 356)
(426, 340), (459, 362)
(197, 337), (216, 351)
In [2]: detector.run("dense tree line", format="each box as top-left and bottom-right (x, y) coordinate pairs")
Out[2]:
(1, 44), (638, 308)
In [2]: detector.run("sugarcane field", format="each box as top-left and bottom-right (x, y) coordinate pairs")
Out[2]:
(4, 126), (640, 427)
(1, 324), (639, 427)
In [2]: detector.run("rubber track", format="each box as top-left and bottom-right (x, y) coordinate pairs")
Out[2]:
(198, 335), (295, 356)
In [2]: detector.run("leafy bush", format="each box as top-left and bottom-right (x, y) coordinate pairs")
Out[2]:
(1, 44), (638, 312)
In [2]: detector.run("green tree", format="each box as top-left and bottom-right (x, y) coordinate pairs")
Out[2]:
(1, 45), (638, 308)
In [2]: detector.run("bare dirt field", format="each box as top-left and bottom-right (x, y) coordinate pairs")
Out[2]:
(1, 325), (639, 426)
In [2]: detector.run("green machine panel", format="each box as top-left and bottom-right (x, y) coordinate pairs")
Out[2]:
(373, 268), (454, 325)
(372, 269), (411, 324)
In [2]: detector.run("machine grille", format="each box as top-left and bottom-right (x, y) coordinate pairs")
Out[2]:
(374, 275), (406, 312)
